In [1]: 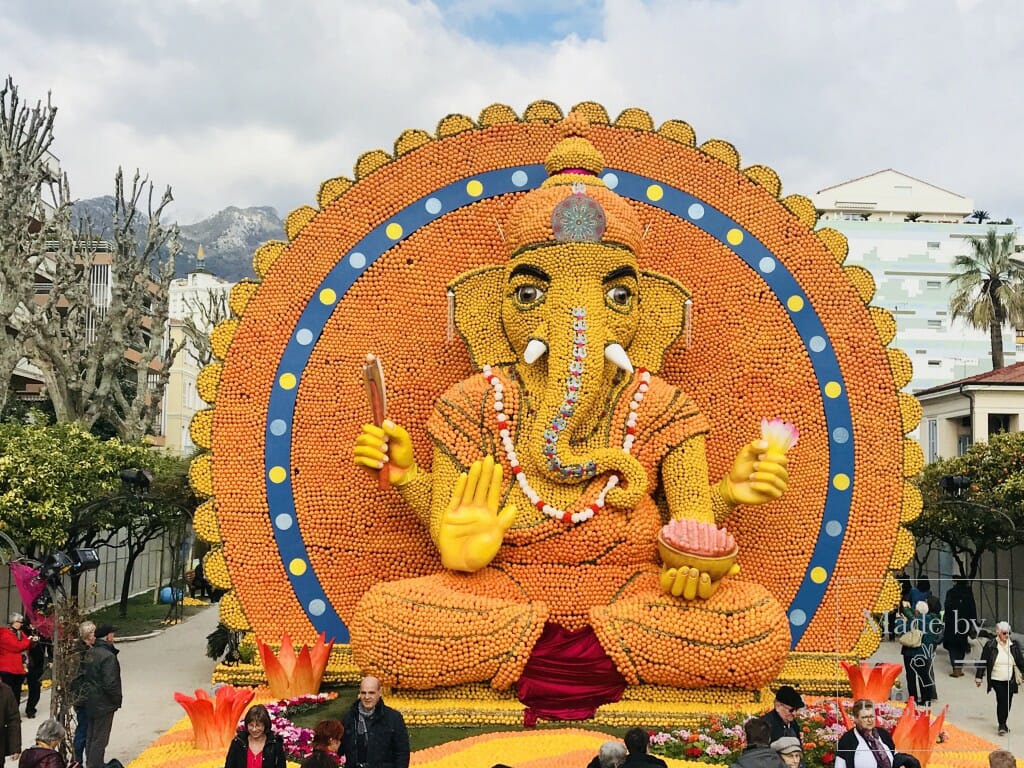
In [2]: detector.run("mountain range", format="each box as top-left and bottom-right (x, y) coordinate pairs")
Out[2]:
(72, 197), (284, 282)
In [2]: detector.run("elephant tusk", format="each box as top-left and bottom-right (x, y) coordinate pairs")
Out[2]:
(523, 338), (548, 365)
(604, 343), (634, 374)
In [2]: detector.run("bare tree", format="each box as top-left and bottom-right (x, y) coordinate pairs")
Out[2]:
(27, 170), (183, 441)
(181, 286), (230, 368)
(0, 76), (58, 413)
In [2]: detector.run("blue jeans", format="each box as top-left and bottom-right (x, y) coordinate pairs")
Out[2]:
(74, 705), (88, 764)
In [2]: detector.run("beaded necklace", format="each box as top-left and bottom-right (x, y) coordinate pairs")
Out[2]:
(481, 363), (650, 525)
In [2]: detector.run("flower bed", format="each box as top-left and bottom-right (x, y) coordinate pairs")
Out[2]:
(266, 692), (338, 762)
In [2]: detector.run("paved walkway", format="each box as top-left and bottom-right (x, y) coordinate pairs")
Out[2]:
(867, 635), (1021, 753)
(27, 602), (221, 765)
(20, 606), (1021, 763)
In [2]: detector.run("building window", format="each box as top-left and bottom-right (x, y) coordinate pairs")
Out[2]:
(927, 242), (940, 249)
(926, 281), (942, 289)
(927, 319), (942, 329)
(927, 360), (941, 366)
(927, 419), (937, 463)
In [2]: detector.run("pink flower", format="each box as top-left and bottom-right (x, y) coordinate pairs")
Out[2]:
(761, 417), (799, 452)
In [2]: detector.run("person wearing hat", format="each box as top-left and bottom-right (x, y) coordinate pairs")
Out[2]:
(765, 685), (804, 742)
(770, 737), (804, 768)
(83, 624), (121, 768)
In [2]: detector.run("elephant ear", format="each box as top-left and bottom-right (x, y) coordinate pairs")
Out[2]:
(449, 265), (516, 368)
(633, 270), (691, 374)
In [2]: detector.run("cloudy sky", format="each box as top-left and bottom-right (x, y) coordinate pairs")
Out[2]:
(2, 0), (1021, 224)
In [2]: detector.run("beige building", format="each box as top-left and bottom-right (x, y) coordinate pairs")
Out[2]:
(812, 168), (973, 224)
(160, 265), (233, 455)
(917, 363), (1024, 461)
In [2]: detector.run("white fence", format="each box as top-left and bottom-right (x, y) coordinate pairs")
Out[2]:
(0, 529), (184, 619)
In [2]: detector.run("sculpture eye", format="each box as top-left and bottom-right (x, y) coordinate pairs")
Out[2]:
(515, 284), (545, 305)
(606, 285), (632, 306)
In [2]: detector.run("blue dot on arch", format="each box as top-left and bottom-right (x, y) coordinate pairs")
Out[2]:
(789, 609), (807, 626)
(511, 171), (529, 188)
(832, 427), (850, 444)
(270, 419), (287, 436)
(825, 520), (843, 537)
(274, 513), (293, 530)
(809, 335), (827, 353)
(296, 328), (314, 346)
(602, 172), (618, 189)
(309, 599), (326, 616)
(688, 203), (705, 220)
(759, 256), (776, 274)
(425, 197), (442, 215)
(349, 252), (366, 269)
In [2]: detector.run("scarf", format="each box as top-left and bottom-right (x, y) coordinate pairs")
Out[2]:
(356, 703), (375, 763)
(857, 727), (892, 768)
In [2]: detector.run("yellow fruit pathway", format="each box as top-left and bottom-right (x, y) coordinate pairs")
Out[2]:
(127, 718), (1016, 768)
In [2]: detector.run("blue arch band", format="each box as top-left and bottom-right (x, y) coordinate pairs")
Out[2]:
(264, 165), (853, 647)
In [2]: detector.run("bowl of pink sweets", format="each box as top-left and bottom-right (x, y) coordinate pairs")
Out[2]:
(657, 518), (739, 581)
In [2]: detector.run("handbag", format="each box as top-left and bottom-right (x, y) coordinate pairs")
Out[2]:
(1015, 665), (1023, 686)
(899, 628), (923, 648)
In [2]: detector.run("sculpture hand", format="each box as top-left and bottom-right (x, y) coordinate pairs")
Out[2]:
(659, 563), (741, 600)
(718, 438), (789, 507)
(352, 420), (417, 485)
(438, 456), (516, 572)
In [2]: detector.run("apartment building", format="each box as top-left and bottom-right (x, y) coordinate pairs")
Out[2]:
(811, 169), (1018, 394)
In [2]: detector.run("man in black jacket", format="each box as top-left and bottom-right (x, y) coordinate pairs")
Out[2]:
(341, 676), (409, 768)
(84, 623), (122, 768)
(764, 685), (804, 742)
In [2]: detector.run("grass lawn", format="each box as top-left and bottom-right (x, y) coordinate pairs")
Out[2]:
(290, 685), (615, 751)
(85, 590), (209, 637)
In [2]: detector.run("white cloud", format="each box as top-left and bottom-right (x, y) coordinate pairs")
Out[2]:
(3, 0), (1023, 223)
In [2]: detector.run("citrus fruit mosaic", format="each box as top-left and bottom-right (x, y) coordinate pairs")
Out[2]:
(190, 100), (918, 696)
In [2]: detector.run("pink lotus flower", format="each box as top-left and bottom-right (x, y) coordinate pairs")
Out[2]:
(841, 661), (903, 703)
(761, 418), (799, 453)
(174, 685), (255, 750)
(257, 632), (335, 699)
(891, 698), (947, 768)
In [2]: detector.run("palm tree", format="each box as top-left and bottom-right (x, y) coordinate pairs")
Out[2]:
(948, 228), (1024, 369)
(972, 210), (990, 224)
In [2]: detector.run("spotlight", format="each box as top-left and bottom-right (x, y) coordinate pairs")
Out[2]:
(119, 468), (153, 492)
(70, 548), (100, 574)
(38, 551), (73, 583)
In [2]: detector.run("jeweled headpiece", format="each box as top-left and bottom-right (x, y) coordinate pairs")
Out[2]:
(505, 115), (644, 257)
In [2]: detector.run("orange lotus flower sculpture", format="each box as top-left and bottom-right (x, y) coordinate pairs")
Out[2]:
(174, 684), (255, 750)
(841, 661), (903, 702)
(257, 631), (334, 698)
(891, 697), (947, 768)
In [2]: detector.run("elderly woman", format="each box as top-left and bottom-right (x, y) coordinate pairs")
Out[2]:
(975, 621), (1024, 736)
(0, 612), (34, 704)
(225, 704), (287, 768)
(586, 740), (628, 768)
(19, 718), (67, 768)
(836, 699), (896, 768)
(770, 736), (803, 768)
(299, 719), (344, 768)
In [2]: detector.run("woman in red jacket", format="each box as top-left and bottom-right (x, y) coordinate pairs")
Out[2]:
(0, 613), (34, 705)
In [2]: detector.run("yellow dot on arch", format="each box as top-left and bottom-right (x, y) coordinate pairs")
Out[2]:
(279, 372), (297, 390)
(810, 566), (828, 584)
(318, 288), (336, 305)
(385, 222), (403, 240)
(787, 295), (804, 312)
(726, 228), (744, 246)
(833, 473), (851, 491)
(466, 180), (483, 197)
(289, 558), (307, 576)
(824, 381), (843, 399)
(268, 466), (287, 484)
(646, 184), (663, 202)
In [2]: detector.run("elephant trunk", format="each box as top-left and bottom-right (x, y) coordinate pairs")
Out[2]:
(527, 305), (647, 504)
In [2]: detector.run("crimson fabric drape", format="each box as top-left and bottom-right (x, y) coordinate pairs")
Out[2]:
(516, 622), (626, 726)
